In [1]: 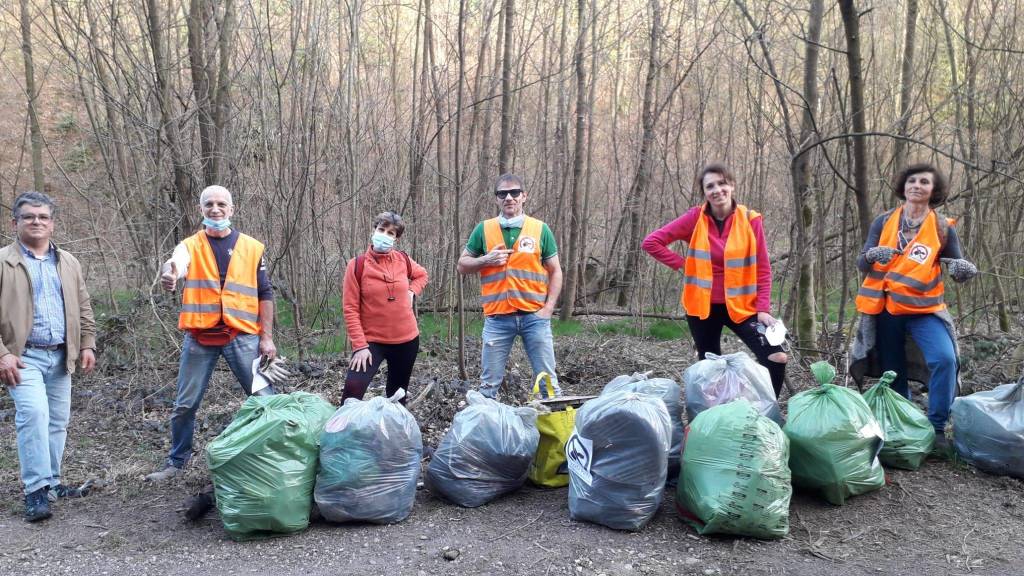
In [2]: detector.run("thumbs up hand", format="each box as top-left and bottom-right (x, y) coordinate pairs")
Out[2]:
(161, 260), (178, 292)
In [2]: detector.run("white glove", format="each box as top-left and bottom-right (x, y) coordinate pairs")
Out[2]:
(250, 355), (290, 395)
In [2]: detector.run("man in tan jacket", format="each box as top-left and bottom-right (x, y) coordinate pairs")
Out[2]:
(0, 191), (96, 522)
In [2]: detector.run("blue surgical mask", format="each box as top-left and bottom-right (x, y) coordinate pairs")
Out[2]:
(498, 214), (525, 229)
(371, 231), (395, 252)
(203, 217), (231, 231)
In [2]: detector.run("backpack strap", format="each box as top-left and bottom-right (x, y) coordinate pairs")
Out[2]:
(353, 252), (413, 290)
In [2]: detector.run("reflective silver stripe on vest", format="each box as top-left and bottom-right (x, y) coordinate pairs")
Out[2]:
(183, 279), (220, 290)
(726, 284), (757, 297)
(866, 269), (886, 280)
(224, 307), (260, 322)
(480, 290), (547, 304)
(181, 303), (221, 314)
(726, 255), (757, 268)
(507, 269), (548, 282)
(887, 292), (944, 307)
(224, 282), (259, 297)
(687, 248), (711, 260)
(885, 272), (941, 293)
(481, 271), (507, 285)
(857, 287), (884, 299)
(682, 275), (713, 290)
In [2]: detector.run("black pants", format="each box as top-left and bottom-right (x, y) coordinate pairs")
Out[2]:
(343, 336), (419, 403)
(686, 304), (787, 396)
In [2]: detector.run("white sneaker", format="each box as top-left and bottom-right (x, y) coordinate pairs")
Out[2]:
(144, 465), (183, 482)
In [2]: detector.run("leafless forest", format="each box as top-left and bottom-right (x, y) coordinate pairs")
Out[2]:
(2, 0), (1023, 359)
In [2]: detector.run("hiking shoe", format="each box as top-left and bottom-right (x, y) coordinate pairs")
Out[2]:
(931, 434), (953, 458)
(144, 465), (183, 483)
(48, 482), (92, 502)
(24, 487), (52, 522)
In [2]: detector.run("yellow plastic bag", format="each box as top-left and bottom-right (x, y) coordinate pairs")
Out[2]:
(528, 373), (575, 488)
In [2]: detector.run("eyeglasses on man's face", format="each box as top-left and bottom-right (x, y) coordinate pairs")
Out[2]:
(16, 213), (52, 223)
(494, 189), (523, 199)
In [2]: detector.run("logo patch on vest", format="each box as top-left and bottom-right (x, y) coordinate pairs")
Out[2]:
(907, 242), (931, 264)
(517, 236), (537, 253)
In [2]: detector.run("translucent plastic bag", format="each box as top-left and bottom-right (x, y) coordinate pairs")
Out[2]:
(952, 378), (1024, 479)
(602, 373), (683, 482)
(426, 391), (539, 507)
(207, 392), (335, 540)
(683, 352), (782, 425)
(862, 371), (935, 470)
(784, 361), (885, 505)
(314, 390), (423, 524)
(676, 399), (791, 539)
(567, 390), (672, 531)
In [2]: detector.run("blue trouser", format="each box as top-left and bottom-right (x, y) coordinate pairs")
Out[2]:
(8, 347), (72, 494)
(167, 333), (258, 468)
(876, 311), (958, 433)
(479, 312), (561, 398)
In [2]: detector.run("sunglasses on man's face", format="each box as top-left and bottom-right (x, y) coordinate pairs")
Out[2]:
(495, 189), (523, 199)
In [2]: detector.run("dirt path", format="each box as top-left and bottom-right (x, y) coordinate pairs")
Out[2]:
(0, 458), (1021, 576)
(1, 330), (1021, 575)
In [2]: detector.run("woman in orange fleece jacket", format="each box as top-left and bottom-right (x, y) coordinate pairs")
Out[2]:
(342, 211), (429, 403)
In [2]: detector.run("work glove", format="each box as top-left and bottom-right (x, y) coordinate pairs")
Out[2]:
(941, 258), (978, 283)
(250, 355), (290, 396)
(864, 246), (902, 265)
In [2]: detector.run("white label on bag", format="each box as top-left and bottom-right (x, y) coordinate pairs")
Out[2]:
(565, 430), (594, 486)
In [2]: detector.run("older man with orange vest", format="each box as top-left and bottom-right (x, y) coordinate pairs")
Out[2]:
(145, 185), (277, 482)
(457, 174), (563, 398)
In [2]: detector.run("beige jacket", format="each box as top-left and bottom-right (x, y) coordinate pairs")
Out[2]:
(0, 242), (96, 374)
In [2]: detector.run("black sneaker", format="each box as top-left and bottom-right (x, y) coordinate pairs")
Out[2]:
(24, 487), (52, 522)
(48, 482), (92, 502)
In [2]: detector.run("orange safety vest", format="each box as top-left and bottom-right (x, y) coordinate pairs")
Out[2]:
(681, 204), (760, 323)
(479, 216), (550, 315)
(856, 208), (947, 316)
(178, 231), (264, 334)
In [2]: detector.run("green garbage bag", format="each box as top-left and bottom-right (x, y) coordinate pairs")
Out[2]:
(862, 371), (935, 470)
(675, 400), (791, 539)
(207, 392), (335, 540)
(784, 361), (885, 505)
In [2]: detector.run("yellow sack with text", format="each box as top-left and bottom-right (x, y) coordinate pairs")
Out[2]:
(528, 373), (576, 488)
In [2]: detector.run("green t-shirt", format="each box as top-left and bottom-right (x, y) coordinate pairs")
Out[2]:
(465, 218), (558, 260)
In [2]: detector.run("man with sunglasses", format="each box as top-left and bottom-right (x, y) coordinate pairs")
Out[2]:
(1, 191), (96, 521)
(458, 174), (563, 398)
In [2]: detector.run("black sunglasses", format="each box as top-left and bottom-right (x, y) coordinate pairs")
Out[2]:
(494, 189), (523, 199)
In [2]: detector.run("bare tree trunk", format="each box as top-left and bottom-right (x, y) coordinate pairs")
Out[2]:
(892, 0), (918, 176)
(560, 0), (588, 320)
(454, 0), (467, 379)
(838, 0), (873, 243)
(793, 0), (824, 347)
(19, 0), (44, 192)
(616, 0), (660, 308)
(188, 0), (234, 185)
(498, 0), (514, 172)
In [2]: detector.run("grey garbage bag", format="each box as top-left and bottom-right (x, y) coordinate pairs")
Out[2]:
(426, 391), (539, 507)
(952, 378), (1024, 479)
(314, 390), (423, 524)
(683, 352), (782, 425)
(567, 390), (672, 531)
(602, 373), (683, 482)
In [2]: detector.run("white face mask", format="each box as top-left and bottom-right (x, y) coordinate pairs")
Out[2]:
(203, 217), (231, 231)
(371, 231), (395, 252)
(498, 214), (525, 229)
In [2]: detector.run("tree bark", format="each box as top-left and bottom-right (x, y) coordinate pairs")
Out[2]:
(892, 0), (919, 176)
(560, 0), (588, 320)
(498, 0), (514, 172)
(19, 0), (45, 192)
(838, 0), (873, 243)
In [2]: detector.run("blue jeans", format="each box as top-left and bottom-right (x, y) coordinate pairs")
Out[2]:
(8, 347), (72, 494)
(479, 312), (561, 398)
(876, 311), (958, 432)
(167, 333), (259, 468)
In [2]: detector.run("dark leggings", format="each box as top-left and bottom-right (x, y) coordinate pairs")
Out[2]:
(343, 336), (419, 403)
(686, 304), (787, 396)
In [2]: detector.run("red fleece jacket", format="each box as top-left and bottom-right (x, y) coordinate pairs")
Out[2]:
(642, 204), (773, 313)
(342, 247), (429, 350)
